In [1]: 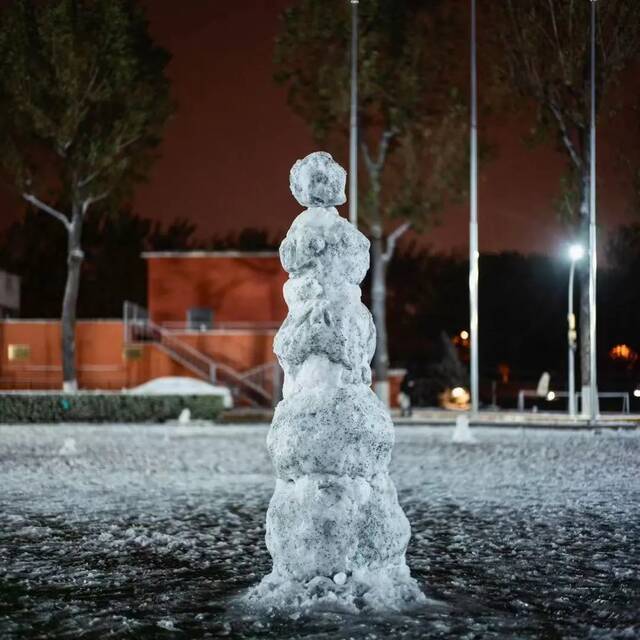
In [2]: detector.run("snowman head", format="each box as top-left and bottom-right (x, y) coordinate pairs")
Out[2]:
(289, 151), (347, 208)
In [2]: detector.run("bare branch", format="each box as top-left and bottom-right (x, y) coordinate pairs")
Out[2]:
(362, 130), (396, 183)
(78, 169), (102, 188)
(81, 190), (110, 215)
(377, 130), (395, 171)
(81, 65), (100, 105)
(383, 221), (411, 263)
(79, 135), (140, 188)
(116, 135), (141, 153)
(22, 193), (71, 231)
(361, 140), (376, 177)
(547, 0), (568, 84)
(548, 100), (582, 170)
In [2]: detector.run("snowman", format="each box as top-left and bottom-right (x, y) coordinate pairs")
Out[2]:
(245, 151), (424, 612)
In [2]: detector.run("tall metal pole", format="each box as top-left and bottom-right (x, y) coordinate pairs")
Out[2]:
(349, 0), (359, 227)
(568, 260), (577, 417)
(589, 0), (598, 421)
(469, 0), (479, 415)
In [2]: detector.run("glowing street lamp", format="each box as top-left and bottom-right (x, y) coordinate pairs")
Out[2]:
(568, 244), (584, 417)
(569, 244), (585, 263)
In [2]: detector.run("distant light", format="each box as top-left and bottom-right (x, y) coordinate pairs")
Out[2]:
(547, 391), (556, 401)
(609, 344), (638, 362)
(460, 330), (469, 340)
(634, 389), (640, 398)
(568, 244), (585, 262)
(451, 386), (465, 399)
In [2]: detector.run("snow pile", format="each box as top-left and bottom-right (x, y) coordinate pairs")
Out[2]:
(128, 376), (233, 409)
(245, 152), (424, 613)
(452, 414), (476, 444)
(58, 437), (78, 456)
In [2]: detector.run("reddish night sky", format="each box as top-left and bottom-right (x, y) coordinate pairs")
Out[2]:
(1, 1), (636, 255)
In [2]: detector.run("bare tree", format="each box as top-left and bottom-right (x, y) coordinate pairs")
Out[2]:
(494, 0), (640, 404)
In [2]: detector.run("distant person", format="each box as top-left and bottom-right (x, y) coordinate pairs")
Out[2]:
(398, 372), (415, 417)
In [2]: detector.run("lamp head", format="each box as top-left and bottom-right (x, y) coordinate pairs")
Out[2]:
(568, 244), (585, 262)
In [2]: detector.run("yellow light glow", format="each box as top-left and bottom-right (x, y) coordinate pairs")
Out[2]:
(451, 386), (465, 399)
(460, 330), (469, 341)
(609, 344), (637, 362)
(547, 391), (556, 401)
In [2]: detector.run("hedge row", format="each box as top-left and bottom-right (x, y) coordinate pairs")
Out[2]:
(0, 393), (225, 424)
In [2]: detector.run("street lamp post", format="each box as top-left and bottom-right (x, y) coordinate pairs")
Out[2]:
(588, 0), (599, 422)
(568, 244), (584, 417)
(349, 0), (359, 227)
(469, 0), (479, 416)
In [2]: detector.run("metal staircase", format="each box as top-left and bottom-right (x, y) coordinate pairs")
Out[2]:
(123, 301), (281, 407)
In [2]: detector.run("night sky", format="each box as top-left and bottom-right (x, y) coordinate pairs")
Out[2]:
(0, 1), (636, 255)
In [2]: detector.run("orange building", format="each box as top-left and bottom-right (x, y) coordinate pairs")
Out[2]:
(0, 251), (408, 407)
(145, 252), (287, 326)
(0, 252), (287, 406)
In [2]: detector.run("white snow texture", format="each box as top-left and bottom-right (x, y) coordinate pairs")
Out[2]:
(245, 152), (425, 613)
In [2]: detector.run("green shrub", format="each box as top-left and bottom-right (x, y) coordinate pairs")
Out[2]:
(0, 393), (225, 424)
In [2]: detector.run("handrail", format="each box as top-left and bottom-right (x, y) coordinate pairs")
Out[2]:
(123, 301), (274, 405)
(241, 361), (279, 378)
(159, 320), (280, 332)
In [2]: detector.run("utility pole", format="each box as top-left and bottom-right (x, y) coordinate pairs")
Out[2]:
(588, 0), (599, 422)
(349, 0), (359, 227)
(469, 0), (479, 415)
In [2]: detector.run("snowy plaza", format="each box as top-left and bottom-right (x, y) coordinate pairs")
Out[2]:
(2, 423), (639, 638)
(2, 0), (640, 638)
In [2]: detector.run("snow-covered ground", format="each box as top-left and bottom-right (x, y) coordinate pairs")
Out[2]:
(1, 424), (639, 638)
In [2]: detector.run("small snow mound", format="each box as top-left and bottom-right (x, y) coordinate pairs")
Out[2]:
(128, 376), (233, 409)
(178, 408), (191, 425)
(58, 437), (77, 456)
(452, 415), (476, 444)
(156, 619), (177, 631)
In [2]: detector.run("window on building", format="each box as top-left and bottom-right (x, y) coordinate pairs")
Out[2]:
(187, 307), (213, 331)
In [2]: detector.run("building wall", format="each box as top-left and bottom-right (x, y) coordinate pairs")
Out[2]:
(0, 321), (128, 389)
(145, 252), (287, 325)
(0, 320), (277, 390)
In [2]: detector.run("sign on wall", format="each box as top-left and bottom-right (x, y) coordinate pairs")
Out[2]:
(8, 344), (30, 362)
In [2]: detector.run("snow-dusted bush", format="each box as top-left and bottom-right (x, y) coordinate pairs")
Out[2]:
(0, 393), (225, 423)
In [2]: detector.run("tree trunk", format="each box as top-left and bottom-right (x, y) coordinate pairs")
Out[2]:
(362, 133), (395, 407)
(61, 207), (84, 392)
(370, 223), (390, 406)
(577, 171), (591, 415)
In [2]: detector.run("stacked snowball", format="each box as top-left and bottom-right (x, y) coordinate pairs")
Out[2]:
(246, 152), (424, 613)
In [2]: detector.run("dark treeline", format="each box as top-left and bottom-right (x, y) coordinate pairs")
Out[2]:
(385, 232), (640, 396)
(1, 211), (639, 394)
(0, 211), (280, 319)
